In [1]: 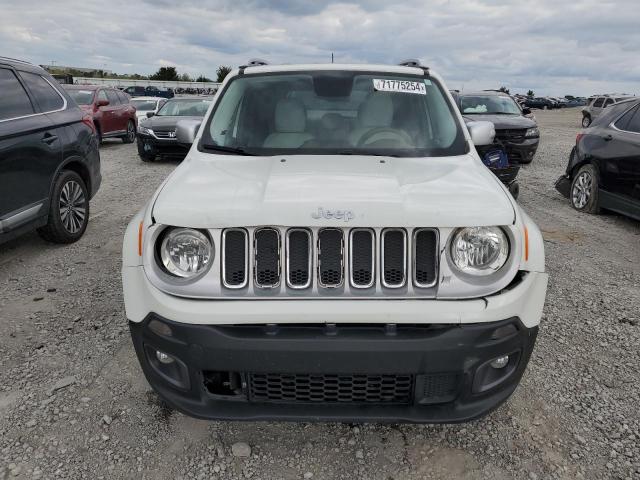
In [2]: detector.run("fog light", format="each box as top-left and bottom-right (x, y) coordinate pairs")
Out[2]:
(490, 355), (509, 369)
(156, 350), (175, 364)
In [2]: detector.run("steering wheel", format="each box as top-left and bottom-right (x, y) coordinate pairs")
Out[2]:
(356, 127), (413, 147)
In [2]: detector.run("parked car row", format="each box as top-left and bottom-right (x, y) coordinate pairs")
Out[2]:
(122, 85), (174, 99)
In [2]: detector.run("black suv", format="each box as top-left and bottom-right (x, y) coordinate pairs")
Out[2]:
(555, 98), (640, 221)
(0, 57), (101, 244)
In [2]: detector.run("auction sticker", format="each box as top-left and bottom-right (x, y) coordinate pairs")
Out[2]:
(373, 79), (426, 95)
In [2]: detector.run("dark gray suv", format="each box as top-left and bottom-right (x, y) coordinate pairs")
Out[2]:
(0, 57), (101, 244)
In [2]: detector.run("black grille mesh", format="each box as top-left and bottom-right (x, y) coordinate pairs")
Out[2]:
(254, 229), (280, 287)
(249, 373), (414, 404)
(318, 229), (343, 286)
(223, 230), (247, 287)
(421, 373), (460, 404)
(383, 230), (406, 286)
(287, 230), (311, 287)
(351, 230), (374, 287)
(414, 229), (438, 286)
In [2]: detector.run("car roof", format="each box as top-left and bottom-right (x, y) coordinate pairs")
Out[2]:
(63, 85), (115, 91)
(168, 96), (214, 101)
(131, 96), (165, 101)
(240, 63), (428, 76)
(0, 56), (51, 74)
(458, 91), (512, 97)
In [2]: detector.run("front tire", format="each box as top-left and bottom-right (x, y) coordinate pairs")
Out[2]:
(570, 164), (600, 214)
(37, 171), (90, 243)
(122, 120), (136, 144)
(581, 115), (591, 128)
(137, 138), (156, 162)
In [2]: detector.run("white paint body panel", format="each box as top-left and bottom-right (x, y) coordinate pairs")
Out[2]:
(122, 63), (547, 329)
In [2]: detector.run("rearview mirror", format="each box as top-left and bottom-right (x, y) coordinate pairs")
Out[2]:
(176, 119), (202, 146)
(97, 99), (109, 107)
(467, 121), (495, 146)
(146, 112), (155, 118)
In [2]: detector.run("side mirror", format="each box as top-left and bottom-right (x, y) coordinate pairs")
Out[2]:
(96, 99), (109, 107)
(176, 119), (202, 146)
(467, 121), (495, 146)
(522, 107), (532, 116)
(146, 112), (155, 118)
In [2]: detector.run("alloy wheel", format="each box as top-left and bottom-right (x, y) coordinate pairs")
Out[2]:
(59, 180), (87, 233)
(127, 122), (135, 142)
(571, 171), (592, 209)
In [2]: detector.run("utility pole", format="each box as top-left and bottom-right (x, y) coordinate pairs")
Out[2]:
(331, 52), (334, 64)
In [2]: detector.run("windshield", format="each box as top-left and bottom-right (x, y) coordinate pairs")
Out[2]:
(460, 95), (521, 115)
(131, 99), (158, 111)
(157, 99), (211, 116)
(199, 71), (466, 157)
(67, 89), (95, 105)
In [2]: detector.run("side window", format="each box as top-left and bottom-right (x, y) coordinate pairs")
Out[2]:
(614, 105), (638, 131)
(116, 91), (129, 104)
(623, 107), (640, 134)
(593, 97), (604, 108)
(19, 72), (64, 112)
(0, 68), (35, 120)
(603, 98), (614, 108)
(106, 90), (120, 105)
(97, 90), (109, 104)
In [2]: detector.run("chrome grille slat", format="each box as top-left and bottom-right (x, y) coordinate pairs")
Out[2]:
(254, 228), (281, 288)
(349, 229), (375, 288)
(381, 229), (407, 288)
(286, 229), (312, 289)
(222, 228), (248, 289)
(413, 228), (439, 288)
(317, 228), (344, 288)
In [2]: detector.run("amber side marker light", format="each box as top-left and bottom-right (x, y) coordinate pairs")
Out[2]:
(524, 226), (529, 262)
(138, 221), (144, 256)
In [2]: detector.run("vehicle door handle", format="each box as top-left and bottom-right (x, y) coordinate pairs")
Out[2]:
(42, 133), (58, 145)
(603, 134), (613, 141)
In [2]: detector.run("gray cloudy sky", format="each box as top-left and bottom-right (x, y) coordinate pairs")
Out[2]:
(1, 0), (638, 95)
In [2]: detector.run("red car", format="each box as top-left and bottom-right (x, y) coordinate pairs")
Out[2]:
(64, 85), (137, 144)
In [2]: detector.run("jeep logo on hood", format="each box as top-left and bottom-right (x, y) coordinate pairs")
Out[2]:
(311, 207), (354, 222)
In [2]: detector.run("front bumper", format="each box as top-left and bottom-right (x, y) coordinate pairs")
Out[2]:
(131, 315), (538, 423)
(502, 137), (539, 164)
(136, 135), (188, 157)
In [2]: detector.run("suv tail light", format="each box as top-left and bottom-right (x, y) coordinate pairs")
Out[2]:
(82, 114), (96, 134)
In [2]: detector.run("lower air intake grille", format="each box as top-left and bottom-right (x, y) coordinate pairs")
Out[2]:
(254, 228), (280, 287)
(413, 229), (438, 287)
(382, 229), (406, 287)
(249, 373), (414, 404)
(222, 229), (248, 288)
(420, 373), (460, 404)
(318, 229), (344, 287)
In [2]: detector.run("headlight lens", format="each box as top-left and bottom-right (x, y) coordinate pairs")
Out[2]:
(160, 228), (212, 278)
(138, 126), (153, 135)
(450, 227), (509, 276)
(525, 127), (539, 138)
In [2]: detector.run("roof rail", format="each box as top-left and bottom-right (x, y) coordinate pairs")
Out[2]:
(0, 56), (33, 66)
(238, 58), (269, 75)
(247, 58), (268, 67)
(398, 59), (429, 75)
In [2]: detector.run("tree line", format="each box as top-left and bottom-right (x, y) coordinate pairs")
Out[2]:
(149, 66), (232, 83)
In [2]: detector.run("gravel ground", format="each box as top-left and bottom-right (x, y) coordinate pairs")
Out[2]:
(1, 108), (639, 480)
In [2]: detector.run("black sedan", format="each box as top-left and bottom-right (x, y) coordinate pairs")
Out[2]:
(555, 99), (640, 221)
(136, 97), (212, 161)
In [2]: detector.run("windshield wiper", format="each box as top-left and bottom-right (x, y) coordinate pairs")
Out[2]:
(336, 149), (401, 157)
(201, 144), (256, 156)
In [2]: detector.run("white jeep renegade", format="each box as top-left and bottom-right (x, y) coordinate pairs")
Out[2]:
(122, 60), (548, 423)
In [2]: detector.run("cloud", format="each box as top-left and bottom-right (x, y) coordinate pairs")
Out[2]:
(1, 0), (639, 95)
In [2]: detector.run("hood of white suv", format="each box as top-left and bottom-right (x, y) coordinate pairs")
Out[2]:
(151, 152), (515, 228)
